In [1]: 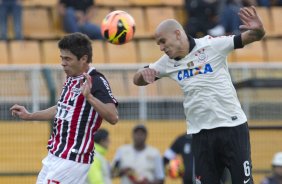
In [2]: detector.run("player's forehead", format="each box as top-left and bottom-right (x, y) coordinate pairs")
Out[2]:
(155, 32), (169, 44)
(60, 49), (76, 58)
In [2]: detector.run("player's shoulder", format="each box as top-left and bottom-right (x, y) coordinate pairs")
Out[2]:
(146, 145), (161, 155)
(118, 144), (133, 152)
(205, 35), (235, 43)
(89, 69), (110, 86)
(89, 69), (106, 80)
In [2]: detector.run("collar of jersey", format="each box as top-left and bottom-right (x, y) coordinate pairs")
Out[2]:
(69, 67), (96, 79)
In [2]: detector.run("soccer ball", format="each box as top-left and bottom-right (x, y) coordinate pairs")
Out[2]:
(101, 10), (135, 45)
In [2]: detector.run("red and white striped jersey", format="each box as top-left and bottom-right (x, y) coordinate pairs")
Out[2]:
(47, 67), (118, 164)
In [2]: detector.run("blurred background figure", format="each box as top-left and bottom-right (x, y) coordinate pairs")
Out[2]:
(184, 0), (224, 38)
(219, 0), (257, 35)
(58, 0), (103, 40)
(260, 152), (282, 184)
(112, 124), (165, 184)
(88, 128), (112, 184)
(0, 0), (22, 40)
(257, 0), (282, 6)
(163, 133), (193, 184)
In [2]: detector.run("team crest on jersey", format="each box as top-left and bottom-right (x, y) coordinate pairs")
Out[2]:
(195, 49), (208, 64)
(70, 87), (81, 101)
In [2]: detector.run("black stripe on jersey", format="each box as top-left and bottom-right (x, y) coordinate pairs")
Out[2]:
(59, 79), (72, 102)
(47, 119), (58, 150)
(69, 102), (92, 161)
(54, 120), (69, 157)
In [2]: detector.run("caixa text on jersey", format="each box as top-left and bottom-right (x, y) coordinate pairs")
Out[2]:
(177, 63), (213, 81)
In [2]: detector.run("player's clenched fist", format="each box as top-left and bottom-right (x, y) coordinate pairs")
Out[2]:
(10, 104), (31, 120)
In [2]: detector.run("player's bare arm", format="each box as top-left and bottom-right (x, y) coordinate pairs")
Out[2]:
(80, 73), (118, 125)
(239, 6), (265, 46)
(10, 105), (57, 121)
(133, 68), (158, 86)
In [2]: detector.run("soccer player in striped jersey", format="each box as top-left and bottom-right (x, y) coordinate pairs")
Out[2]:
(10, 32), (119, 184)
(133, 6), (265, 184)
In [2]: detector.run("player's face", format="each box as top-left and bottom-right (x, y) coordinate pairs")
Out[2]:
(133, 130), (147, 147)
(60, 49), (86, 77)
(155, 30), (181, 59)
(101, 137), (110, 150)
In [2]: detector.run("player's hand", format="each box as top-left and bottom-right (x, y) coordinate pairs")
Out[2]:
(238, 6), (264, 32)
(140, 68), (159, 84)
(10, 104), (31, 120)
(80, 73), (92, 99)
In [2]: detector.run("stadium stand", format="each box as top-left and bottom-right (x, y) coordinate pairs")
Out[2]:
(10, 41), (41, 64)
(122, 7), (149, 38)
(22, 0), (57, 7)
(265, 39), (282, 62)
(92, 40), (107, 64)
(145, 7), (176, 36)
(256, 7), (273, 37)
(95, 0), (130, 7)
(137, 39), (163, 63)
(22, 8), (57, 39)
(90, 7), (112, 26)
(41, 40), (60, 65)
(271, 7), (282, 37)
(235, 41), (265, 62)
(130, 0), (162, 6)
(0, 42), (9, 65)
(161, 0), (184, 6)
(106, 41), (138, 63)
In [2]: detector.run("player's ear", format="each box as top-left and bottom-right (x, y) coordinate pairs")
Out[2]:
(174, 30), (181, 40)
(80, 55), (88, 63)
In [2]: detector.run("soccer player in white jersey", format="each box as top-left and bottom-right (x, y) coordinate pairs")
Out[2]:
(10, 32), (119, 184)
(133, 6), (265, 184)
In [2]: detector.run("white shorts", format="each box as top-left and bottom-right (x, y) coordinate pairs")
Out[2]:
(36, 153), (91, 184)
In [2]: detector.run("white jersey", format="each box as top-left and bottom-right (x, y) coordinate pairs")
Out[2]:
(112, 144), (165, 184)
(150, 35), (247, 134)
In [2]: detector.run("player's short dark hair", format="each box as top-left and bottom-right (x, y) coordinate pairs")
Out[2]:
(94, 128), (109, 143)
(58, 32), (92, 63)
(133, 124), (147, 134)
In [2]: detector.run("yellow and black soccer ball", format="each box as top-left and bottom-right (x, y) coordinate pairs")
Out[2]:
(101, 10), (135, 45)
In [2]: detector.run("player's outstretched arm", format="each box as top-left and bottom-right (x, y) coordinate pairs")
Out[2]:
(239, 6), (265, 46)
(10, 105), (57, 121)
(133, 68), (158, 86)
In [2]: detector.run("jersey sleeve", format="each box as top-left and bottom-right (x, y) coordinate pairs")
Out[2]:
(154, 151), (165, 180)
(91, 75), (118, 106)
(149, 55), (169, 78)
(170, 135), (184, 154)
(208, 35), (236, 56)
